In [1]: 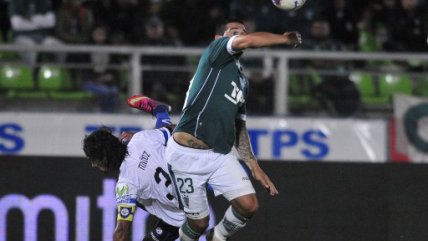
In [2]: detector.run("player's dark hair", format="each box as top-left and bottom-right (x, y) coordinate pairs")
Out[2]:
(83, 127), (128, 172)
(224, 17), (245, 26)
(217, 17), (246, 34)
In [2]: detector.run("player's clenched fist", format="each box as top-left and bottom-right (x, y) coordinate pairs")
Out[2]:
(284, 31), (302, 48)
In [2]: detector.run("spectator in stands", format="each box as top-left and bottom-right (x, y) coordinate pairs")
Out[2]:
(0, 0), (10, 42)
(304, 19), (344, 51)
(303, 18), (361, 117)
(8, 0), (64, 67)
(321, 0), (359, 50)
(55, 0), (95, 45)
(386, 0), (428, 52)
(90, 0), (150, 45)
(139, 16), (187, 112)
(82, 26), (120, 113)
(159, 0), (228, 46)
(301, 18), (344, 77)
(55, 0), (95, 81)
(365, 0), (397, 52)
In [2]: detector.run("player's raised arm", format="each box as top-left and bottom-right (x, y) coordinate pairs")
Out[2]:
(232, 31), (302, 51)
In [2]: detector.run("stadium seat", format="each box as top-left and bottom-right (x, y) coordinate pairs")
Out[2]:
(0, 64), (34, 90)
(359, 30), (378, 52)
(38, 65), (93, 100)
(288, 74), (312, 104)
(38, 65), (73, 91)
(0, 64), (47, 98)
(414, 76), (428, 97)
(349, 72), (388, 105)
(379, 73), (413, 98)
(288, 69), (321, 105)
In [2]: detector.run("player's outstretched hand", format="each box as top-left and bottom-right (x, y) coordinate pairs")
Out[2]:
(284, 31), (302, 48)
(250, 160), (279, 196)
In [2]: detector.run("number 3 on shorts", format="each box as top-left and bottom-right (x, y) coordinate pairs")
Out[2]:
(176, 178), (194, 193)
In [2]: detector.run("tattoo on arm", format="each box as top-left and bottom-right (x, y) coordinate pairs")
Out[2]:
(235, 120), (256, 161)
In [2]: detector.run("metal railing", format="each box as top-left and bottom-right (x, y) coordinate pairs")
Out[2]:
(1, 44), (428, 115)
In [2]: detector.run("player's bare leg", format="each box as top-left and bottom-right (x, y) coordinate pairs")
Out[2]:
(207, 194), (258, 241)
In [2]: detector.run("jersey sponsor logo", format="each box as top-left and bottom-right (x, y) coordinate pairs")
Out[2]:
(224, 81), (244, 105)
(116, 185), (138, 203)
(116, 185), (129, 196)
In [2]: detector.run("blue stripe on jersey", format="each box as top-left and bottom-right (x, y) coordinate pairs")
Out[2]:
(117, 197), (137, 204)
(195, 69), (222, 136)
(160, 128), (169, 146)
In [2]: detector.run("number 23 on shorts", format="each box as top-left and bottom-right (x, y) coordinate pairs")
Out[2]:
(176, 178), (194, 193)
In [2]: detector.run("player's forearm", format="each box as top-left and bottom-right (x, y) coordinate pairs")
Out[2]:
(235, 120), (256, 164)
(113, 221), (131, 241)
(234, 32), (290, 49)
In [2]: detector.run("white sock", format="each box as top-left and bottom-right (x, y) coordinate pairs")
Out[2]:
(215, 206), (249, 240)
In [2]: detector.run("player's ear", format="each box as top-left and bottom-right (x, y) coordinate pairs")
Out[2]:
(214, 34), (222, 39)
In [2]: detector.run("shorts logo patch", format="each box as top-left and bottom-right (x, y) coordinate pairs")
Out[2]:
(155, 227), (163, 235)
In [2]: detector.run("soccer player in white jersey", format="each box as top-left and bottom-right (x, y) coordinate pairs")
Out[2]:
(83, 95), (184, 241)
(166, 18), (302, 241)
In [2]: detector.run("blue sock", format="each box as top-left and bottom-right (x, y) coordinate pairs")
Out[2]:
(154, 106), (172, 128)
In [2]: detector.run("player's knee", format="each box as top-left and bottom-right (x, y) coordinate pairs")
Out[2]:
(232, 194), (259, 217)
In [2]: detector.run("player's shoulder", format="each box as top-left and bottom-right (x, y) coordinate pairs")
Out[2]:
(208, 36), (230, 48)
(128, 129), (159, 144)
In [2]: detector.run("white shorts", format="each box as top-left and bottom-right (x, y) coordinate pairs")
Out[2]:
(166, 138), (255, 219)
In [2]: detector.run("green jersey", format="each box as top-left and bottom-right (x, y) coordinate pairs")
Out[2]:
(175, 36), (249, 154)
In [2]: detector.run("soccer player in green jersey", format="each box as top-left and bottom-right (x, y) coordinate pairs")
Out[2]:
(166, 18), (302, 241)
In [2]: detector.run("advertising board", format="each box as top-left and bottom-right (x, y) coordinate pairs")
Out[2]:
(0, 113), (386, 161)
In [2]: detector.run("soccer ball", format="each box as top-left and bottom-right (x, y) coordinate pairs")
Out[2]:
(272, 0), (306, 10)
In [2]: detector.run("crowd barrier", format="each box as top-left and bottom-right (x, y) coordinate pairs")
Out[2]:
(1, 44), (428, 115)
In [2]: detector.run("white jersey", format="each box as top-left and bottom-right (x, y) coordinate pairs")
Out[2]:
(115, 127), (185, 227)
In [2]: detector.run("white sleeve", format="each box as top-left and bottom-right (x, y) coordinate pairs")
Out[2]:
(226, 35), (240, 55)
(137, 128), (170, 146)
